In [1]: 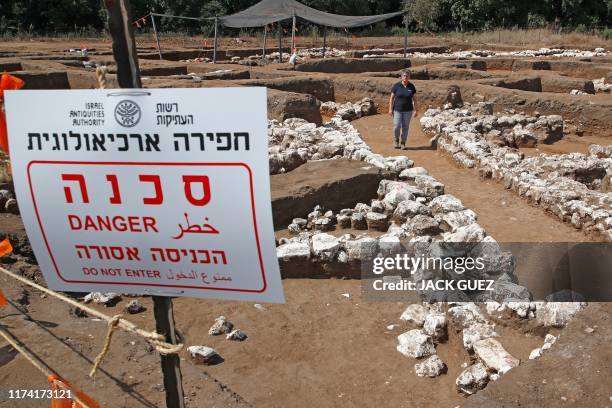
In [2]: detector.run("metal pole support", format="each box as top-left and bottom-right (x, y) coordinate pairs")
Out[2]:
(150, 14), (162, 60)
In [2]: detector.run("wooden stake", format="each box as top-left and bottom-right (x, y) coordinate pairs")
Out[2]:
(291, 14), (296, 52)
(404, 15), (408, 58)
(103, 0), (141, 88)
(262, 25), (267, 58)
(213, 17), (218, 64)
(153, 296), (185, 408)
(278, 22), (282, 63)
(322, 26), (326, 58)
(103, 2), (185, 408)
(150, 13), (162, 60)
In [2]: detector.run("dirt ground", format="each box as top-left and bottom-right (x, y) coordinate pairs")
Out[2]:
(0, 236), (609, 408)
(0, 245), (549, 408)
(0, 35), (611, 407)
(3, 31), (609, 54)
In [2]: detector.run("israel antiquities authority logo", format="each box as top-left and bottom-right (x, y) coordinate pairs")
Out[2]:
(114, 100), (141, 127)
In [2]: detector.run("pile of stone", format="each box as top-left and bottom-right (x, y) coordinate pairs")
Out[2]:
(187, 316), (247, 366)
(278, 173), (525, 297)
(296, 47), (347, 59)
(570, 89), (589, 96)
(244, 48), (347, 61)
(502, 47), (607, 58)
(208, 316), (247, 341)
(83, 292), (121, 307)
(285, 170), (479, 237)
(320, 97), (377, 121)
(529, 333), (557, 360)
(395, 299), (582, 395)
(593, 77), (612, 93)
(268, 118), (412, 175)
(420, 104), (612, 241)
(396, 302), (519, 392)
(423, 103), (564, 149)
(179, 57), (211, 63)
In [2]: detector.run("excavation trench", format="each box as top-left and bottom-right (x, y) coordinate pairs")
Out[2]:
(352, 113), (596, 243)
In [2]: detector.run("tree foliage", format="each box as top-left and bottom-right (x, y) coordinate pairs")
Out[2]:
(0, 0), (609, 34)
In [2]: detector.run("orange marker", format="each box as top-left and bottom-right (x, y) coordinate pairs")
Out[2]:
(0, 238), (12, 257)
(0, 73), (25, 154)
(0, 238), (12, 308)
(48, 375), (100, 408)
(0, 289), (7, 308)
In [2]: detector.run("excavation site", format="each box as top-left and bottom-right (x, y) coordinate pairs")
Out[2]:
(0, 2), (611, 407)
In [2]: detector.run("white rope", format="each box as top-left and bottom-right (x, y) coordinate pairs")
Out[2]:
(0, 325), (94, 408)
(0, 266), (183, 362)
(95, 65), (108, 89)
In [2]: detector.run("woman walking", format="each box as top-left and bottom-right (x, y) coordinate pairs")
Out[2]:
(388, 70), (418, 149)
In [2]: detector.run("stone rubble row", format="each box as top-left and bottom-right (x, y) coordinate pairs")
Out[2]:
(268, 117), (410, 175)
(277, 172), (552, 308)
(420, 103), (612, 241)
(267, 108), (586, 393)
(320, 97), (377, 122)
(275, 113), (555, 306)
(364, 47), (608, 59)
(395, 300), (576, 396)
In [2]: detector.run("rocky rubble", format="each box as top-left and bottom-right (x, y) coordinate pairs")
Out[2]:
(269, 111), (587, 397)
(414, 354), (447, 377)
(593, 77), (612, 93)
(236, 47), (347, 63)
(421, 104), (612, 241)
(124, 299), (146, 314)
(320, 97), (377, 121)
(456, 362), (489, 395)
(529, 333), (557, 360)
(397, 329), (436, 358)
(83, 292), (121, 307)
(268, 117), (413, 175)
(473, 337), (520, 374)
(208, 316), (234, 335)
(278, 175), (543, 306)
(365, 47), (608, 59)
(393, 300), (524, 393)
(296, 47), (347, 59)
(187, 346), (222, 365)
(392, 300), (581, 396)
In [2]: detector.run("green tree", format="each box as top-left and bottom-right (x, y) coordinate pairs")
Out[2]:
(407, 0), (445, 31)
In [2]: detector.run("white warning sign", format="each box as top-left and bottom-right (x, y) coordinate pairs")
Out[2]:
(5, 88), (284, 303)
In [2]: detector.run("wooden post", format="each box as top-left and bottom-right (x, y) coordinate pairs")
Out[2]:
(278, 22), (282, 63)
(403, 14), (408, 58)
(291, 14), (296, 52)
(150, 14), (162, 60)
(322, 26), (326, 58)
(103, 2), (185, 408)
(153, 296), (185, 408)
(103, 0), (141, 88)
(213, 17), (218, 64)
(262, 25), (267, 58)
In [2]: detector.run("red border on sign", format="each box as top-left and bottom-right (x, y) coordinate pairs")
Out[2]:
(27, 161), (268, 293)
